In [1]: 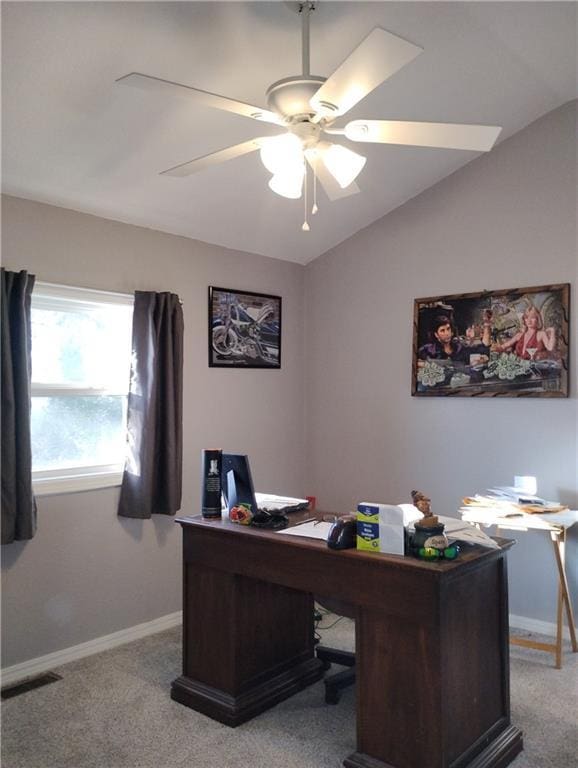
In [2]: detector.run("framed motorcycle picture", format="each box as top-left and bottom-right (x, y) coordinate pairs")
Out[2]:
(208, 286), (282, 368)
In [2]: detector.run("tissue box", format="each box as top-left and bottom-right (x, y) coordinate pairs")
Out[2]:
(356, 502), (405, 555)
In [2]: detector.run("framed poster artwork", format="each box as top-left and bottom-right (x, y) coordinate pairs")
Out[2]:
(208, 286), (281, 369)
(412, 283), (569, 397)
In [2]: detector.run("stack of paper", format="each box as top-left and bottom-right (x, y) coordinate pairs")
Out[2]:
(487, 486), (546, 505)
(407, 514), (500, 549)
(461, 493), (568, 517)
(255, 493), (310, 513)
(461, 495), (523, 519)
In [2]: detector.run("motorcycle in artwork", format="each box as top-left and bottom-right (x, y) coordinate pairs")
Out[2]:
(209, 286), (281, 368)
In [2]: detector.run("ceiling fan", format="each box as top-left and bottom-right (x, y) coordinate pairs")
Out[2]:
(117, 2), (502, 230)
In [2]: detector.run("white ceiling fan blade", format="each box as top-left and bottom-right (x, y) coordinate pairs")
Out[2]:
(310, 28), (422, 119)
(160, 138), (266, 177)
(116, 73), (285, 126)
(305, 153), (359, 201)
(344, 120), (502, 152)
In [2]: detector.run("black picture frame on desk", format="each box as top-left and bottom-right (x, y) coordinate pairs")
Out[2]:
(208, 286), (282, 369)
(412, 283), (569, 397)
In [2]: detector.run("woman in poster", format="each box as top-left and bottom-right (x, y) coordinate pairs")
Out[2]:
(495, 305), (556, 360)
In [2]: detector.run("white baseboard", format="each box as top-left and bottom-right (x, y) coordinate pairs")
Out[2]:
(1, 610), (571, 689)
(509, 613), (573, 640)
(1, 611), (182, 688)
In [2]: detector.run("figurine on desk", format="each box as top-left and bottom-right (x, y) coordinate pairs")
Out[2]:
(410, 490), (459, 561)
(412, 490), (435, 520)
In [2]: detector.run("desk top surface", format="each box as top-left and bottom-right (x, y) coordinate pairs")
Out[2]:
(176, 509), (513, 575)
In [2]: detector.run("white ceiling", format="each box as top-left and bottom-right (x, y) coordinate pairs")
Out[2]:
(2, 2), (576, 265)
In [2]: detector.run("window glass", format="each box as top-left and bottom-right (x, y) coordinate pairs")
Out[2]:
(31, 396), (127, 470)
(30, 283), (133, 491)
(32, 305), (132, 390)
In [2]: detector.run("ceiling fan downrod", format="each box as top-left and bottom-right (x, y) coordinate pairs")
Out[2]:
(299, 2), (315, 77)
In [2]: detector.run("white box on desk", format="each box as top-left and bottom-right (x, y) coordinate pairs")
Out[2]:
(356, 502), (405, 555)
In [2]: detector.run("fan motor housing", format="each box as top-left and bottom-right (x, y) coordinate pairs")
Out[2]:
(266, 76), (326, 119)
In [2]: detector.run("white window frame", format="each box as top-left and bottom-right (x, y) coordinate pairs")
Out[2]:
(31, 282), (134, 496)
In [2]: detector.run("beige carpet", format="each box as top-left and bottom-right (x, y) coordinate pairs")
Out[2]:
(1, 616), (576, 768)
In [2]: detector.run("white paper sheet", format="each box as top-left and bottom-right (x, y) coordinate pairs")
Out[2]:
(277, 521), (333, 541)
(406, 515), (499, 549)
(438, 516), (500, 548)
(255, 492), (309, 512)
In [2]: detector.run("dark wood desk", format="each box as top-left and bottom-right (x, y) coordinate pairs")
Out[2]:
(172, 514), (523, 768)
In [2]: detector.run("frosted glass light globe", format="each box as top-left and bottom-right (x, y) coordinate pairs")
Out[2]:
(323, 144), (366, 188)
(268, 166), (305, 199)
(260, 134), (303, 175)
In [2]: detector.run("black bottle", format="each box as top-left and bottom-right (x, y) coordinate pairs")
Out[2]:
(201, 449), (222, 518)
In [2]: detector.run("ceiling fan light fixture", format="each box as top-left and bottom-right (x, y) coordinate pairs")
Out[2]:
(323, 144), (367, 189)
(260, 133), (303, 175)
(268, 166), (305, 199)
(130, 7), (503, 227)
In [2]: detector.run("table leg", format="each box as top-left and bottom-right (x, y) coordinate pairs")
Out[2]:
(550, 529), (578, 662)
(555, 578), (563, 669)
(504, 526), (577, 668)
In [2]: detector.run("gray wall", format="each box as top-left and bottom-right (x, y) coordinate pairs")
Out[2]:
(2, 101), (576, 668)
(1, 196), (306, 667)
(304, 101), (577, 620)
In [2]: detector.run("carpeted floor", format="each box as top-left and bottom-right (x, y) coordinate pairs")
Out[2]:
(1, 616), (576, 768)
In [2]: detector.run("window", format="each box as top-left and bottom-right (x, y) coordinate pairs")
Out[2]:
(31, 282), (133, 495)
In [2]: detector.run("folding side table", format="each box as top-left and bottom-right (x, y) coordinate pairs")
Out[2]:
(462, 508), (578, 668)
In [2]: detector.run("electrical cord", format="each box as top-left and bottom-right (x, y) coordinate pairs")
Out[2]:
(318, 615), (346, 631)
(314, 605), (346, 643)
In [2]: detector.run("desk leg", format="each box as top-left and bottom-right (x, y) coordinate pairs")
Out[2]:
(550, 530), (578, 668)
(345, 553), (522, 768)
(346, 610), (443, 768)
(171, 564), (324, 725)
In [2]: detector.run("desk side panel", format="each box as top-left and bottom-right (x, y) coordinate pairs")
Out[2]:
(353, 550), (517, 768)
(356, 608), (444, 768)
(441, 554), (513, 766)
(183, 564), (315, 694)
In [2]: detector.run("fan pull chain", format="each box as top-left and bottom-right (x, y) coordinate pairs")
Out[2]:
(302, 162), (310, 232)
(312, 156), (318, 215)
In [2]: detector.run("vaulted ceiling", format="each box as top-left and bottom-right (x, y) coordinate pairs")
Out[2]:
(2, 2), (576, 264)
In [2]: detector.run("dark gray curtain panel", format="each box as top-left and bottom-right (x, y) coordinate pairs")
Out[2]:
(118, 291), (184, 518)
(1, 268), (37, 544)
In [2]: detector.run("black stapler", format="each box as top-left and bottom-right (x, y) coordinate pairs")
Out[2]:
(327, 516), (357, 550)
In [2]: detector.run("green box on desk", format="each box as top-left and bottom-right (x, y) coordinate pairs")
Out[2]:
(356, 502), (405, 555)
